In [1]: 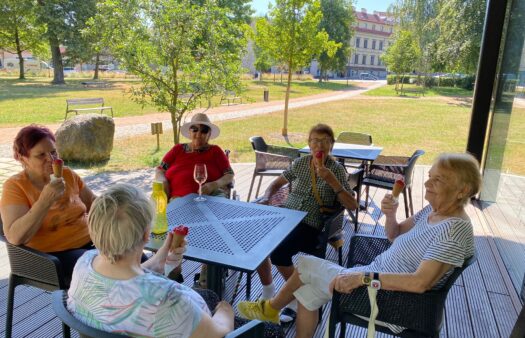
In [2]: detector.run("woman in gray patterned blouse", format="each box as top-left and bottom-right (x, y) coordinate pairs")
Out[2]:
(253, 124), (359, 308)
(238, 153), (481, 338)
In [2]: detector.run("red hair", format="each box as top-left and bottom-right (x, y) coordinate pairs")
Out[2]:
(13, 125), (55, 161)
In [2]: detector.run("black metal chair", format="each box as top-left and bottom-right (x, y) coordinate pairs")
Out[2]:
(247, 136), (299, 201)
(0, 217), (70, 338)
(52, 290), (265, 338)
(328, 234), (477, 338)
(363, 149), (425, 217)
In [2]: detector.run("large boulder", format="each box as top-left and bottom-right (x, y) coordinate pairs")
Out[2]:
(56, 114), (115, 163)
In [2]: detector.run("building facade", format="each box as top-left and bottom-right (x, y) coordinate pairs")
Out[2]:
(347, 9), (394, 80)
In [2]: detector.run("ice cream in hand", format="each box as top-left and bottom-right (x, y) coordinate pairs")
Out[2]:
(314, 151), (324, 166)
(171, 225), (189, 251)
(52, 158), (63, 178)
(392, 179), (405, 201)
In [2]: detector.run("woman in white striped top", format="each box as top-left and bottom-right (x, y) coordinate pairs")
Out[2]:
(237, 153), (482, 338)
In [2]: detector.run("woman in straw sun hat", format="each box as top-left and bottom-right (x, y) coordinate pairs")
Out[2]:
(155, 113), (234, 200)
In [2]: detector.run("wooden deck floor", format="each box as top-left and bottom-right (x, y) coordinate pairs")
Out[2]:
(0, 163), (523, 337)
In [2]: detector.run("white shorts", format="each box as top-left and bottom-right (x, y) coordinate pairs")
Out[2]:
(293, 255), (346, 311)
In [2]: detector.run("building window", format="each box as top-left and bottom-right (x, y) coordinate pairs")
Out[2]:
(362, 55), (366, 65)
(381, 25), (384, 31)
(371, 55), (375, 65)
(356, 37), (360, 48)
(379, 41), (383, 50)
(378, 56), (381, 65)
(354, 54), (359, 64)
(372, 24), (376, 31)
(372, 40), (376, 50)
(364, 39), (368, 49)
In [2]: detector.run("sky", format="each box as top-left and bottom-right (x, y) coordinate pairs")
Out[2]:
(251, 0), (395, 16)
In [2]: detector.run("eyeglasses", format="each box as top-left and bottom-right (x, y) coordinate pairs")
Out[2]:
(308, 138), (331, 145)
(189, 125), (210, 134)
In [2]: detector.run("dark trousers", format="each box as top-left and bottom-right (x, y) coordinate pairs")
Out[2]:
(270, 222), (322, 267)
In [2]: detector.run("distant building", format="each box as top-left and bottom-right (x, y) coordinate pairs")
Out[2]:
(308, 8), (394, 80)
(347, 8), (394, 79)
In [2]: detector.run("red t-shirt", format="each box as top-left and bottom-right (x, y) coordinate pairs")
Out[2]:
(161, 144), (232, 198)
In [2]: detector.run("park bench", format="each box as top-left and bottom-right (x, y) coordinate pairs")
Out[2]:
(65, 98), (114, 120)
(220, 91), (242, 106)
(81, 81), (110, 88)
(397, 86), (426, 96)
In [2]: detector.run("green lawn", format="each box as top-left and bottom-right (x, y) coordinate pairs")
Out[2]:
(364, 84), (473, 97)
(0, 77), (354, 127)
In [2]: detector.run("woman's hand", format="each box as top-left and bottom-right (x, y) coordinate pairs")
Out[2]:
(40, 178), (66, 207)
(328, 271), (363, 294)
(142, 231), (177, 274)
(166, 240), (187, 268)
(201, 181), (219, 195)
(381, 193), (399, 218)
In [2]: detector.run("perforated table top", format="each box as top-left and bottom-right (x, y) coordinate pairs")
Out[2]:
(145, 194), (306, 272)
(300, 142), (383, 161)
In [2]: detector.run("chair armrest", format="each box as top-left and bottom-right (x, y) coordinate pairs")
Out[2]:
(3, 239), (66, 287)
(225, 320), (265, 338)
(334, 287), (447, 335)
(347, 234), (391, 268)
(266, 145), (300, 159)
(372, 155), (410, 167)
(254, 151), (292, 171)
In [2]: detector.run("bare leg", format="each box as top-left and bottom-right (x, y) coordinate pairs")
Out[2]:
(276, 264), (294, 281)
(256, 258), (273, 286)
(269, 268), (303, 310)
(296, 302), (319, 338)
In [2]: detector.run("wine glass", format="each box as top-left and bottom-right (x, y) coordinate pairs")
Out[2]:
(194, 163), (208, 202)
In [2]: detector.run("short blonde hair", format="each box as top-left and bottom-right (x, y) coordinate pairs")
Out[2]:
(88, 183), (154, 263)
(435, 153), (482, 205)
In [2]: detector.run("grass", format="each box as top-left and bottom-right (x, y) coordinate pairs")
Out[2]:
(364, 84), (474, 97)
(0, 77), (354, 127)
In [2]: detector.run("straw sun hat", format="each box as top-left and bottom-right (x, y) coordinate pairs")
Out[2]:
(180, 113), (220, 140)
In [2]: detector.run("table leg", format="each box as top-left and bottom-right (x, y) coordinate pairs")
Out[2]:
(207, 264), (225, 297)
(246, 273), (252, 300)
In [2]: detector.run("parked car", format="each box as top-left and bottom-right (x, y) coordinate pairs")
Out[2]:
(63, 67), (76, 74)
(360, 73), (378, 80)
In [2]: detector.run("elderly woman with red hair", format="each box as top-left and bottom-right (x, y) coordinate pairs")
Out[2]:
(0, 125), (96, 282)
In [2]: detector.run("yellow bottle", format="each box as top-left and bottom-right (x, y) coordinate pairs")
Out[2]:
(151, 181), (168, 235)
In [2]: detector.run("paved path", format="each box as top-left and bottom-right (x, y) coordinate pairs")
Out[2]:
(0, 81), (385, 157)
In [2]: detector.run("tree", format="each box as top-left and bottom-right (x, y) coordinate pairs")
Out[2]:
(317, 0), (354, 82)
(382, 30), (421, 93)
(91, 0), (247, 144)
(255, 0), (340, 136)
(37, 0), (97, 84)
(0, 0), (47, 79)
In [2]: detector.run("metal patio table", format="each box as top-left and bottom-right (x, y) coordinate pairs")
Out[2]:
(299, 142), (383, 162)
(145, 193), (306, 298)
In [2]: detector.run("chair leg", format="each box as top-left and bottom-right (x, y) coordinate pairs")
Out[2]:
(403, 189), (409, 218)
(254, 176), (263, 199)
(364, 185), (370, 209)
(246, 272), (252, 300)
(5, 274), (15, 338)
(339, 322), (346, 338)
(338, 247), (343, 266)
(247, 172), (257, 202)
(62, 322), (71, 338)
(408, 187), (414, 216)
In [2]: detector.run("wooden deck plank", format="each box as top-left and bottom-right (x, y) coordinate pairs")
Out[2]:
(445, 285), (475, 338)
(488, 292), (518, 338)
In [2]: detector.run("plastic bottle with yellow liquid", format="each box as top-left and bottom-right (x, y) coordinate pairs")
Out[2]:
(151, 181), (168, 235)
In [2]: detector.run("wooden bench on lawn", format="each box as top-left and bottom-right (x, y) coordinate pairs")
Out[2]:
(397, 86), (426, 96)
(65, 98), (114, 120)
(81, 81), (110, 88)
(220, 91), (242, 106)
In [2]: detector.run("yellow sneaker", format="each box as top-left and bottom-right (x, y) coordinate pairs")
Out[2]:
(237, 300), (280, 324)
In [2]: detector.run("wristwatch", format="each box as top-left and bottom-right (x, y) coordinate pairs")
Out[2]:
(370, 272), (381, 290)
(362, 272), (372, 286)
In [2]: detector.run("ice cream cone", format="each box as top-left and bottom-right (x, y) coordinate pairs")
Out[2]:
(314, 151), (324, 167)
(171, 225), (189, 250)
(392, 180), (405, 201)
(52, 158), (63, 178)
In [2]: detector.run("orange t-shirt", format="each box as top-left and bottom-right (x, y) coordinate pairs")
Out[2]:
(1, 168), (91, 252)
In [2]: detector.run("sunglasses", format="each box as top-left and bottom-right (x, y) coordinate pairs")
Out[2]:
(189, 125), (210, 134)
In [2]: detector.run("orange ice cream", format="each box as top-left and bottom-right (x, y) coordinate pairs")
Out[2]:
(171, 225), (189, 250)
(392, 180), (405, 200)
(52, 158), (63, 178)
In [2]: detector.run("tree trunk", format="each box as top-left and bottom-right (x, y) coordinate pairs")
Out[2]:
(49, 35), (65, 84)
(14, 28), (25, 80)
(400, 74), (405, 93)
(93, 53), (100, 80)
(283, 63), (293, 137)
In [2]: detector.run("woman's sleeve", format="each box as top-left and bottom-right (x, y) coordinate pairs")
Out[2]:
(334, 164), (352, 191)
(282, 157), (300, 182)
(159, 145), (180, 171)
(423, 220), (473, 267)
(1, 179), (29, 207)
(214, 146), (233, 175)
